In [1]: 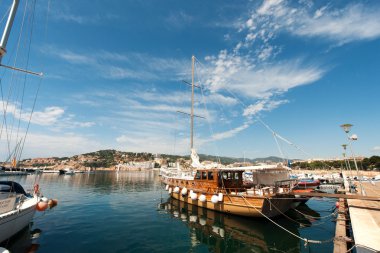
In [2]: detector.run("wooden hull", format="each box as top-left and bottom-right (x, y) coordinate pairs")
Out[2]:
(169, 191), (293, 218)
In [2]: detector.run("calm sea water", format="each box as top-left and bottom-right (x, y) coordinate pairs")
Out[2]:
(1, 171), (337, 253)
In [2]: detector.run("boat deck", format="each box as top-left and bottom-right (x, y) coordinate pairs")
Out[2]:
(347, 181), (380, 253)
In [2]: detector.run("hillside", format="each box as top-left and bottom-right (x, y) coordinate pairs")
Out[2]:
(15, 149), (285, 170)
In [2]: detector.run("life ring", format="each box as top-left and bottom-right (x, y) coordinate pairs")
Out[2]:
(34, 184), (39, 194)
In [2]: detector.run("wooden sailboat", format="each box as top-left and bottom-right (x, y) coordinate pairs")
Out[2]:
(161, 56), (295, 218)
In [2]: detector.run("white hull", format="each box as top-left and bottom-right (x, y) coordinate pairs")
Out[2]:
(0, 196), (37, 243)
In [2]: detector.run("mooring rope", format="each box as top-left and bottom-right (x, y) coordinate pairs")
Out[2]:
(240, 195), (335, 245)
(266, 198), (337, 227)
(292, 205), (338, 220)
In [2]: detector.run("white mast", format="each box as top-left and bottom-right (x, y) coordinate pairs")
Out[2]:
(0, 0), (20, 62)
(190, 55), (195, 150)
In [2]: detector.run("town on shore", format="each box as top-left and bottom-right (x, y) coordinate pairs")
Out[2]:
(2, 149), (379, 175)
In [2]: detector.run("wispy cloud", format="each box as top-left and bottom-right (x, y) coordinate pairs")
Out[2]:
(243, 1), (380, 45)
(21, 133), (103, 158)
(243, 99), (289, 117)
(210, 122), (250, 141)
(204, 50), (325, 99)
(165, 11), (195, 29)
(0, 101), (94, 130)
(43, 47), (189, 82)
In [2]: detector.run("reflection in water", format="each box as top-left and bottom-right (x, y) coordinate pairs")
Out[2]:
(0, 172), (335, 253)
(158, 198), (303, 253)
(0, 224), (41, 253)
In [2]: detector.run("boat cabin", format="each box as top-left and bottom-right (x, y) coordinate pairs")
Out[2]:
(193, 169), (246, 191)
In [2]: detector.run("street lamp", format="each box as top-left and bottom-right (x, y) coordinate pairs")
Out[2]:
(340, 123), (364, 195)
(341, 144), (352, 177)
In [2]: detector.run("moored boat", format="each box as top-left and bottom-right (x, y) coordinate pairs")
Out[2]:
(161, 56), (296, 218)
(0, 181), (38, 243)
(161, 163), (295, 217)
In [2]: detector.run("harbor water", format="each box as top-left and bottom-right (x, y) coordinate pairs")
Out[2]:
(1, 171), (337, 253)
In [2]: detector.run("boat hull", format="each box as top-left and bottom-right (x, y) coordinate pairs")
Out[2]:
(0, 197), (37, 243)
(169, 192), (293, 218)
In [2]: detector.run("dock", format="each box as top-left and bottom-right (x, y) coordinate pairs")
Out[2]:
(289, 178), (380, 252)
(346, 181), (380, 253)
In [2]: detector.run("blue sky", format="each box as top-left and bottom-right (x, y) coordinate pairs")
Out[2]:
(0, 0), (379, 161)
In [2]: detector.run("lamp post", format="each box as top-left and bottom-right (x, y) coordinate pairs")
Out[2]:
(341, 144), (352, 177)
(340, 124), (364, 195)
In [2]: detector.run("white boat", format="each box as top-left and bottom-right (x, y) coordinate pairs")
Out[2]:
(0, 181), (38, 243)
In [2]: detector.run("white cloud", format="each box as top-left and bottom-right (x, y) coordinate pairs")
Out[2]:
(45, 47), (188, 81)
(30, 107), (65, 125)
(247, 1), (380, 44)
(205, 51), (324, 99)
(296, 4), (380, 43)
(243, 99), (288, 117)
(0, 101), (94, 129)
(20, 133), (103, 159)
(372, 146), (380, 152)
(211, 122), (250, 141)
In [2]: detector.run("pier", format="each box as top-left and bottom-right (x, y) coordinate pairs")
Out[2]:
(289, 178), (380, 252)
(346, 181), (380, 252)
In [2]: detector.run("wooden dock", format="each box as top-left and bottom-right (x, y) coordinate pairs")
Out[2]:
(346, 181), (380, 253)
(289, 178), (380, 252)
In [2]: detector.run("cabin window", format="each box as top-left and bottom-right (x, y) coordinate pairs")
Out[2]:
(195, 171), (201, 179)
(208, 172), (214, 180)
(222, 172), (227, 179)
(234, 173), (239, 180)
(227, 172), (232, 179)
(202, 171), (207, 180)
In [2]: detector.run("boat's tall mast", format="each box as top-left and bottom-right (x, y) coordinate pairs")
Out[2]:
(0, 0), (20, 63)
(190, 55), (195, 150)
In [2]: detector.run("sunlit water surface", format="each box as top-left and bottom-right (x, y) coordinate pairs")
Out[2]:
(1, 171), (336, 253)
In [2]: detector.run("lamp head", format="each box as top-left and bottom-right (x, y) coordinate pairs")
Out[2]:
(340, 123), (353, 133)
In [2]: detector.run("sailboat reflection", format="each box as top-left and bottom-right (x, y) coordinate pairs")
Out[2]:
(158, 198), (304, 253)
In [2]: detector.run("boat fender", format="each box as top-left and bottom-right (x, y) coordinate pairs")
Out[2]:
(189, 215), (197, 222)
(218, 193), (224, 202)
(168, 187), (172, 194)
(36, 201), (48, 211)
(165, 185), (169, 191)
(219, 228), (225, 238)
(41, 197), (48, 203)
(180, 213), (187, 221)
(211, 195), (219, 204)
(181, 187), (188, 196)
(199, 194), (206, 202)
(0, 247), (10, 253)
(199, 217), (206, 226)
(190, 192), (197, 200)
(48, 199), (58, 208)
(189, 190), (194, 195)
(173, 186), (180, 193)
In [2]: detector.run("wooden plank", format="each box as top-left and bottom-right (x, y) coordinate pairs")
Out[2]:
(333, 198), (348, 253)
(288, 191), (380, 201)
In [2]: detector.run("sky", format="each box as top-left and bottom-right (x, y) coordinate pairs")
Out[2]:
(0, 0), (379, 161)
